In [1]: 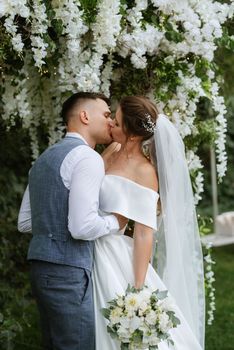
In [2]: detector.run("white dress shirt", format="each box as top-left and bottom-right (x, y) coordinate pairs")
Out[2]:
(18, 132), (119, 240)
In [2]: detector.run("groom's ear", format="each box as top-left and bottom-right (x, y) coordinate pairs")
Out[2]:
(80, 110), (89, 125)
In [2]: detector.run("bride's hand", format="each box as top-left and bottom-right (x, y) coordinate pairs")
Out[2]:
(102, 142), (121, 170)
(101, 142), (121, 158)
(113, 213), (128, 230)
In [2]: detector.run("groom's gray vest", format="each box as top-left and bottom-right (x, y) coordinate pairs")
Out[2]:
(27, 137), (94, 271)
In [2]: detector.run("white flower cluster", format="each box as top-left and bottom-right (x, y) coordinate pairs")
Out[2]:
(210, 82), (228, 179)
(1, 0), (231, 183)
(159, 0), (229, 62)
(30, 1), (49, 68)
(102, 285), (180, 349)
(2, 71), (40, 159)
(2, 51), (64, 158)
(52, 0), (88, 92)
(118, 1), (164, 69)
(204, 242), (216, 325)
(0, 0), (30, 52)
(187, 151), (204, 204)
(90, 0), (122, 94)
(150, 1), (229, 181)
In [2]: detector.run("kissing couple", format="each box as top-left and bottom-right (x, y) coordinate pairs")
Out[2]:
(18, 92), (205, 350)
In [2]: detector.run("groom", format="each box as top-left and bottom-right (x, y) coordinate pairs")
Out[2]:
(18, 92), (125, 350)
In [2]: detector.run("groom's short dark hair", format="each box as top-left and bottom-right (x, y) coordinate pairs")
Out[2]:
(61, 92), (110, 125)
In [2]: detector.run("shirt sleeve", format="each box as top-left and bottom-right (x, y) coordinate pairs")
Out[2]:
(68, 148), (119, 240)
(17, 185), (32, 232)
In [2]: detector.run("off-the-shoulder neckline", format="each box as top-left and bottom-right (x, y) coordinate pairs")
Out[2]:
(105, 174), (159, 195)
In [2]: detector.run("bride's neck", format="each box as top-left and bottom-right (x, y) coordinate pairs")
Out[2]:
(119, 139), (142, 159)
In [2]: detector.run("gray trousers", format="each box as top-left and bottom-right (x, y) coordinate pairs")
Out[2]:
(30, 261), (95, 350)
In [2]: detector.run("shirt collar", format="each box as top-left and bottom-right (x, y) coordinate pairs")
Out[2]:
(65, 132), (88, 145)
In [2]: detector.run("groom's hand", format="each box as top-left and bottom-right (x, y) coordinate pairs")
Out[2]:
(113, 213), (128, 230)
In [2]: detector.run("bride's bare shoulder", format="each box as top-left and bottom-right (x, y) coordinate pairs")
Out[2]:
(136, 161), (158, 192)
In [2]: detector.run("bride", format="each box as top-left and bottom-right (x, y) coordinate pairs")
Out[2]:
(93, 96), (205, 349)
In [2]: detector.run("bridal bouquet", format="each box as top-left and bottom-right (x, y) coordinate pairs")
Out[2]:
(101, 285), (180, 350)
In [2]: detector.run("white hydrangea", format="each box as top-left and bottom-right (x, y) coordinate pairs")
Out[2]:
(145, 310), (157, 325)
(158, 312), (173, 333)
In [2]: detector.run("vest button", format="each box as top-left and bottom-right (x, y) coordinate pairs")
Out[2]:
(48, 234), (53, 238)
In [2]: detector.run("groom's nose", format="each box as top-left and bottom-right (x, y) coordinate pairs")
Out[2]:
(109, 119), (115, 128)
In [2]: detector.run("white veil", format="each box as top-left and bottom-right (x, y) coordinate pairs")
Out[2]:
(151, 114), (205, 348)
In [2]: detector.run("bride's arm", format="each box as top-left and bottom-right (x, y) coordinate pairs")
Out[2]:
(133, 163), (158, 289)
(133, 223), (154, 289)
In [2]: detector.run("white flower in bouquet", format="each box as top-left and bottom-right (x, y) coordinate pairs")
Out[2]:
(125, 293), (141, 312)
(157, 296), (175, 312)
(120, 316), (131, 329)
(138, 288), (152, 301)
(116, 295), (125, 307)
(117, 325), (129, 341)
(158, 312), (173, 333)
(101, 285), (180, 349)
(148, 334), (161, 347)
(129, 316), (141, 332)
(142, 332), (161, 347)
(145, 310), (157, 325)
(110, 306), (123, 325)
(138, 300), (149, 315)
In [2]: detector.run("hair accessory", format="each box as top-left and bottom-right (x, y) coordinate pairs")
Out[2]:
(142, 114), (156, 133)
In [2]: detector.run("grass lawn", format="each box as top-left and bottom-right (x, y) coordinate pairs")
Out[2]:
(205, 244), (234, 350)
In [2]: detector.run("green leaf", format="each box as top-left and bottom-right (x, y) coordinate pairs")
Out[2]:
(167, 311), (181, 326)
(121, 342), (130, 350)
(156, 290), (168, 300)
(107, 325), (119, 339)
(101, 308), (111, 319)
(132, 329), (143, 343)
(167, 338), (175, 346)
(165, 30), (184, 43)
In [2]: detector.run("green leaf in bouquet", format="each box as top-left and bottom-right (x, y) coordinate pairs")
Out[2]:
(126, 284), (134, 293)
(121, 342), (130, 350)
(158, 333), (168, 341)
(101, 308), (111, 319)
(150, 295), (158, 308)
(108, 300), (118, 307)
(149, 346), (158, 350)
(155, 290), (168, 300)
(167, 311), (181, 326)
(172, 315), (181, 326)
(107, 325), (119, 339)
(132, 329), (143, 343)
(152, 289), (160, 295)
(167, 338), (175, 346)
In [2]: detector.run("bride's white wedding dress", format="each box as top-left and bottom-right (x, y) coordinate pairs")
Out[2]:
(93, 174), (203, 350)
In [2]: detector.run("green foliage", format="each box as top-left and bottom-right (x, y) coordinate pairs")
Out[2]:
(198, 215), (213, 236)
(101, 308), (111, 319)
(80, 0), (99, 25)
(0, 121), (41, 348)
(205, 245), (234, 350)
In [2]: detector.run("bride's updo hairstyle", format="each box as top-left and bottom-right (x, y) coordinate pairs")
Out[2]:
(119, 96), (159, 162)
(119, 96), (158, 141)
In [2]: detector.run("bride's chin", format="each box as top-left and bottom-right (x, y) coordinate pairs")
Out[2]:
(111, 135), (118, 143)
